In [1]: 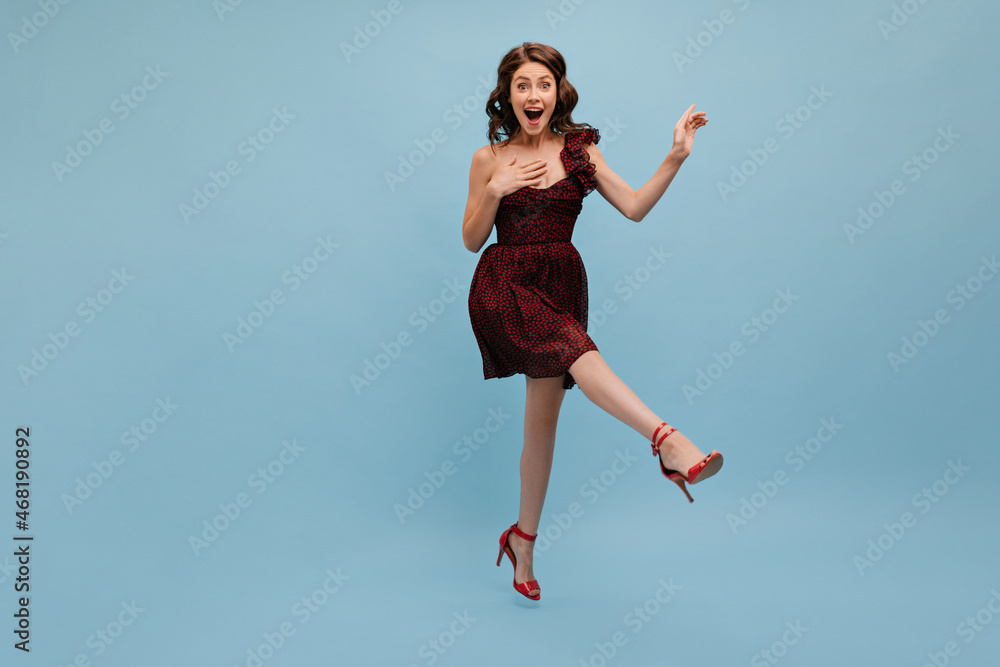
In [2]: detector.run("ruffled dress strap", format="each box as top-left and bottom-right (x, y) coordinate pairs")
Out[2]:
(561, 127), (601, 196)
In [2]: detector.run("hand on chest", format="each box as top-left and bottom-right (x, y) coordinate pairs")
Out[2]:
(525, 151), (568, 189)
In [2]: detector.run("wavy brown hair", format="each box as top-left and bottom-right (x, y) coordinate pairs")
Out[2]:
(486, 42), (592, 150)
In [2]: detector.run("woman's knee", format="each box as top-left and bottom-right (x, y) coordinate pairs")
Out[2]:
(526, 376), (566, 414)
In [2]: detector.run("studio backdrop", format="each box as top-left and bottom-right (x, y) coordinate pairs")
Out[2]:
(2, 1), (998, 666)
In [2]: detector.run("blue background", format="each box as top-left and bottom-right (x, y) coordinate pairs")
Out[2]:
(2, 1), (998, 665)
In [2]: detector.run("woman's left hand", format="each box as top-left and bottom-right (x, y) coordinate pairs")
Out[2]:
(671, 104), (708, 158)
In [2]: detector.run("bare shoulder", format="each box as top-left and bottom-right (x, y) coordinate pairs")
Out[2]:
(479, 140), (513, 158)
(473, 143), (497, 163)
(469, 144), (496, 181)
(471, 141), (512, 175)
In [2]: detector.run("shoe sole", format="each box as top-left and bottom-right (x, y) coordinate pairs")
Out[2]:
(688, 451), (723, 485)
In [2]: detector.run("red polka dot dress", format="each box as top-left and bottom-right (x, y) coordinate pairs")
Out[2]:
(468, 128), (601, 390)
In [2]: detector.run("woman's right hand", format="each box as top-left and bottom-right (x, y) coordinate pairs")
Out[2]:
(488, 155), (547, 197)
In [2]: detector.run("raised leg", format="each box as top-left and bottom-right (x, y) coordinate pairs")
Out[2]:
(568, 350), (711, 477)
(507, 374), (565, 598)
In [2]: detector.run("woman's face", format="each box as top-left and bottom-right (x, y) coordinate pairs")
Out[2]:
(509, 62), (557, 136)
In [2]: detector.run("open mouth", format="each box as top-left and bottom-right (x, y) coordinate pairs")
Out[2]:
(524, 108), (543, 123)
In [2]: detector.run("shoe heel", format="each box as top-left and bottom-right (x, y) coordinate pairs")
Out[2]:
(667, 473), (694, 503)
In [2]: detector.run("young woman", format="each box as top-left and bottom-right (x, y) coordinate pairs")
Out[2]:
(462, 42), (722, 601)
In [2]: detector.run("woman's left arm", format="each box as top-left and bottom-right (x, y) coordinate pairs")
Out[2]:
(589, 104), (707, 222)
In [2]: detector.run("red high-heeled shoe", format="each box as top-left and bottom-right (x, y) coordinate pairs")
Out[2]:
(496, 523), (540, 600)
(650, 422), (723, 503)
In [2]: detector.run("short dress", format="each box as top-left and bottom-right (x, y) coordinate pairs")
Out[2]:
(468, 127), (601, 390)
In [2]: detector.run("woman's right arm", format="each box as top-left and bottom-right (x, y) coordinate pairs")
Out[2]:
(462, 148), (547, 252)
(462, 146), (501, 253)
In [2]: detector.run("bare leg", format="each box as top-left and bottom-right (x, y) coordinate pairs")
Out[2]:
(507, 374), (565, 598)
(568, 350), (711, 476)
